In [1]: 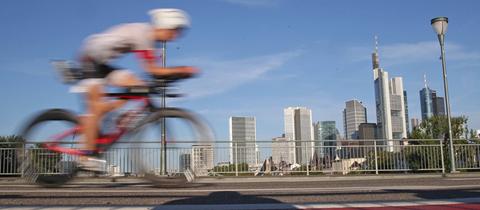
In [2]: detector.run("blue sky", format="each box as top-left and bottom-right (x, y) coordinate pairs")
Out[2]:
(1, 0), (479, 140)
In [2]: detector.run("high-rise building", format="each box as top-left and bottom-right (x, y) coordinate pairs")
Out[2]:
(272, 136), (295, 166)
(179, 153), (191, 172)
(284, 107), (314, 165)
(390, 77), (408, 140)
(432, 91), (446, 116)
(411, 118), (420, 132)
(420, 84), (434, 121)
(318, 121), (338, 161)
(420, 75), (445, 120)
(372, 37), (407, 151)
(358, 123), (378, 141)
(403, 90), (410, 135)
(313, 122), (323, 158)
(343, 100), (367, 140)
(229, 116), (258, 167)
(373, 37), (392, 141)
(191, 144), (214, 175)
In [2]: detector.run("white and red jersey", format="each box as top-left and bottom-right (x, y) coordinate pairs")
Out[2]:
(81, 23), (156, 64)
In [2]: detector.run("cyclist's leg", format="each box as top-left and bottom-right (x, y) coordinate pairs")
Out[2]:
(81, 70), (144, 149)
(80, 80), (128, 171)
(82, 81), (104, 152)
(105, 69), (145, 87)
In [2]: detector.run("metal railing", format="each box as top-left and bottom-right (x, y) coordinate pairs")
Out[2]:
(455, 142), (480, 170)
(1, 139), (480, 177)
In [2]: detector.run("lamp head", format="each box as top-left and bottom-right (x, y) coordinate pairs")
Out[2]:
(431, 17), (448, 35)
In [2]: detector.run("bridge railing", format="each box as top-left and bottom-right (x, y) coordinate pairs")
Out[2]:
(1, 139), (479, 177)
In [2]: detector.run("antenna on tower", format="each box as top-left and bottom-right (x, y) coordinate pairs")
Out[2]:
(372, 35), (380, 69)
(424, 73), (428, 89)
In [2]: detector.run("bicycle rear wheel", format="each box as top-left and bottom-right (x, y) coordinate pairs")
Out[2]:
(130, 108), (214, 186)
(18, 109), (80, 187)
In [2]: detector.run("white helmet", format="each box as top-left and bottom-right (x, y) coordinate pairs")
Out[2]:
(149, 8), (190, 29)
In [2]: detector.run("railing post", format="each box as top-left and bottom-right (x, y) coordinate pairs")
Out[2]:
(306, 140), (310, 176)
(306, 143), (310, 176)
(374, 139), (379, 175)
(235, 142), (238, 177)
(439, 138), (446, 176)
(21, 142), (25, 178)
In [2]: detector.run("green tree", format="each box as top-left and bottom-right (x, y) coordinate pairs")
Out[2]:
(212, 163), (249, 175)
(410, 115), (479, 171)
(411, 115), (468, 140)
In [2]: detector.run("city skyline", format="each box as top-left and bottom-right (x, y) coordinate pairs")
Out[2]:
(1, 1), (479, 142)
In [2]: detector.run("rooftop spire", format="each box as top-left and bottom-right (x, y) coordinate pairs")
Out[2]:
(372, 35), (380, 69)
(424, 73), (429, 89)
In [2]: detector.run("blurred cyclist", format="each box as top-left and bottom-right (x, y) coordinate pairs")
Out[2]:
(76, 8), (197, 171)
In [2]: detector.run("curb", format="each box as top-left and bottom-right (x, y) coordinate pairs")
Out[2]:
(1, 172), (479, 185)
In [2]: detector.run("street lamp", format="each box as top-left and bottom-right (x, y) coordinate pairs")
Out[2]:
(161, 41), (167, 175)
(431, 17), (456, 173)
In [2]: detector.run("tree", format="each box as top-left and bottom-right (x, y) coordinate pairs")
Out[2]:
(410, 115), (479, 171)
(212, 163), (249, 176)
(411, 115), (468, 140)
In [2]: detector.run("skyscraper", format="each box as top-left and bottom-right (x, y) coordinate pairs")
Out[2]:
(420, 75), (446, 120)
(191, 144), (214, 175)
(372, 37), (407, 151)
(343, 100), (367, 140)
(284, 107), (314, 165)
(432, 91), (446, 116)
(318, 121), (338, 161)
(411, 118), (420, 132)
(358, 123), (378, 140)
(390, 77), (408, 139)
(313, 122), (323, 158)
(403, 90), (410, 135)
(179, 153), (191, 172)
(229, 116), (258, 167)
(420, 75), (434, 121)
(373, 36), (393, 141)
(272, 136), (295, 166)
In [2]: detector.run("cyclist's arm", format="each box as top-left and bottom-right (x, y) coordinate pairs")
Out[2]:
(134, 50), (197, 77)
(143, 60), (197, 77)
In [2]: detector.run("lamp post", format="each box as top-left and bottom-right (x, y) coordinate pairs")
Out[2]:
(431, 17), (456, 173)
(161, 41), (167, 175)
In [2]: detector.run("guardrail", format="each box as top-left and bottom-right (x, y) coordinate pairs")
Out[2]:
(1, 139), (479, 177)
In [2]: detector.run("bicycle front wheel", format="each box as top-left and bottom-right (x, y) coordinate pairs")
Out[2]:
(130, 108), (214, 186)
(18, 109), (80, 187)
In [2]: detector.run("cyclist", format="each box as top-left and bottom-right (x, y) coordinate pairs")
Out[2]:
(76, 8), (197, 171)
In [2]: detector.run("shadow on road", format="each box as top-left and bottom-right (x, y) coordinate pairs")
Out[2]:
(160, 191), (294, 206)
(384, 188), (480, 201)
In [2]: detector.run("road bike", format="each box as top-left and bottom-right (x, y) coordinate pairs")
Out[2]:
(17, 61), (214, 187)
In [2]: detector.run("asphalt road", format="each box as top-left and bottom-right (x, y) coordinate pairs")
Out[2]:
(1, 175), (480, 209)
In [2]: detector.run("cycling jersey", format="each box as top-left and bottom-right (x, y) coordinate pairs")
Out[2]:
(80, 23), (156, 78)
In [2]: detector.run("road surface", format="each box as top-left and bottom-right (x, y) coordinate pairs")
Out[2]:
(1, 174), (480, 209)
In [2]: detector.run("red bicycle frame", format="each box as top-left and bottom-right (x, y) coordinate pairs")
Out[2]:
(43, 94), (151, 156)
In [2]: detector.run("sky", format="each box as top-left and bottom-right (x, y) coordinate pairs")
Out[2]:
(1, 0), (479, 141)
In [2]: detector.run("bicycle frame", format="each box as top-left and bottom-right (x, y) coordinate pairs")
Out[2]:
(43, 94), (153, 156)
